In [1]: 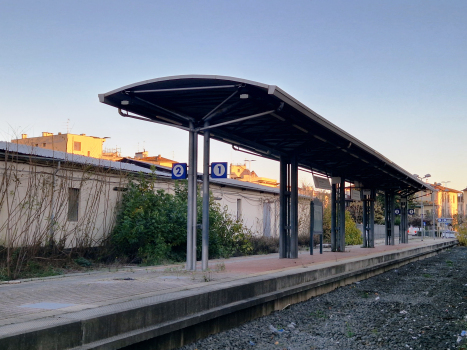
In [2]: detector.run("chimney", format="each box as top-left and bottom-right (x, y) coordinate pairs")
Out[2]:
(21, 134), (27, 139)
(135, 151), (149, 159)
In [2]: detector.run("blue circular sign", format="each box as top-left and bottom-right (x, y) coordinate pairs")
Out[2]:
(172, 163), (187, 179)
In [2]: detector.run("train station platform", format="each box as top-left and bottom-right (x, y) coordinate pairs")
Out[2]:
(0, 238), (457, 350)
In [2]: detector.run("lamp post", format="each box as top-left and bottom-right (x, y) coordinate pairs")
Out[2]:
(244, 159), (256, 175)
(432, 190), (436, 238)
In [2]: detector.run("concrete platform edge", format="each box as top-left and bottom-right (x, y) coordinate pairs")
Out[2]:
(0, 241), (456, 350)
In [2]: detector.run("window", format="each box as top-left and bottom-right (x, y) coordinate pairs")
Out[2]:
(68, 188), (80, 221)
(43, 143), (46, 147)
(74, 142), (81, 151)
(263, 202), (271, 237)
(87, 151), (90, 157)
(237, 198), (242, 220)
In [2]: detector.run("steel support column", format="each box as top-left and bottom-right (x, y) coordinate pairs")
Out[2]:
(310, 200), (315, 255)
(331, 183), (337, 252)
(279, 155), (298, 259)
(362, 195), (368, 248)
(369, 189), (375, 248)
(186, 123), (194, 270)
(338, 177), (346, 252)
(385, 190), (395, 245)
(191, 131), (198, 269)
(363, 189), (376, 248)
(290, 156), (298, 259)
(279, 156), (288, 258)
(201, 125), (210, 270)
(400, 197), (408, 244)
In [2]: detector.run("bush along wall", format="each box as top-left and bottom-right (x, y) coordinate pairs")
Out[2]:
(322, 205), (363, 246)
(108, 175), (253, 265)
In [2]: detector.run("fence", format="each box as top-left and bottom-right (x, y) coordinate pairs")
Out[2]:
(357, 224), (400, 241)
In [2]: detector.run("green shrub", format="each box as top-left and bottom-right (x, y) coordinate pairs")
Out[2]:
(322, 205), (362, 246)
(74, 257), (92, 267)
(345, 211), (363, 245)
(250, 236), (279, 255)
(108, 174), (253, 264)
(456, 224), (467, 246)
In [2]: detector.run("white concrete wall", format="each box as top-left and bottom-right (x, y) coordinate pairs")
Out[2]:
(357, 224), (400, 240)
(0, 160), (127, 248)
(1, 157), (311, 249)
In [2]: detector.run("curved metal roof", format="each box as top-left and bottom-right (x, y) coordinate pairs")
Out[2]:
(99, 75), (431, 194)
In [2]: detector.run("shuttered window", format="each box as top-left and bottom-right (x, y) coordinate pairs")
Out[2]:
(68, 188), (80, 221)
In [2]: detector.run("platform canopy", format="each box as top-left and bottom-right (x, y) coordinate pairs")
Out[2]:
(99, 75), (431, 195)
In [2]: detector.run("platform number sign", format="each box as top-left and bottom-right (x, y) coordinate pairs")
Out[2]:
(394, 209), (401, 215)
(408, 209), (415, 215)
(211, 162), (228, 178)
(172, 163), (187, 179)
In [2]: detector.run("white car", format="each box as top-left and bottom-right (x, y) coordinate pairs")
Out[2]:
(407, 227), (420, 236)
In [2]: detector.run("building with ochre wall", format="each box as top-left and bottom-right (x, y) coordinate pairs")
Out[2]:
(415, 183), (461, 219)
(230, 163), (279, 188)
(12, 132), (106, 158)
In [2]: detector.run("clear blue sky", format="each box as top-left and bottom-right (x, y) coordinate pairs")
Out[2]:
(1, 0), (466, 190)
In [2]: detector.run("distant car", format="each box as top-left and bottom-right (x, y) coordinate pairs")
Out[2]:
(408, 227), (420, 236)
(442, 231), (456, 238)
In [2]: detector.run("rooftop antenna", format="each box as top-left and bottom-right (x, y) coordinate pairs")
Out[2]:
(244, 159), (256, 173)
(67, 119), (70, 133)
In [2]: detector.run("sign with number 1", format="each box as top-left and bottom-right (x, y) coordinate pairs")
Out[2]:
(211, 162), (228, 178)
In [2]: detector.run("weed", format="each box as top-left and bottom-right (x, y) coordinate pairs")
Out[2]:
(310, 310), (326, 319)
(371, 329), (378, 335)
(74, 257), (92, 267)
(362, 292), (369, 298)
(345, 322), (354, 337)
(214, 262), (226, 272)
(446, 260), (454, 267)
(422, 273), (431, 278)
(203, 270), (212, 282)
(164, 265), (184, 276)
(21, 261), (63, 279)
(0, 268), (9, 281)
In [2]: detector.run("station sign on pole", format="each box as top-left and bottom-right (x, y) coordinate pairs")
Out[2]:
(313, 176), (331, 190)
(408, 209), (415, 215)
(172, 163), (187, 179)
(211, 162), (228, 178)
(310, 198), (324, 255)
(351, 188), (361, 201)
(437, 218), (451, 223)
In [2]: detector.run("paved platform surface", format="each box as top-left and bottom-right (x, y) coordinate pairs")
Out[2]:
(0, 236), (452, 336)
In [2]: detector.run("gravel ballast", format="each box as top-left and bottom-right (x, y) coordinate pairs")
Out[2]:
(179, 246), (467, 350)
